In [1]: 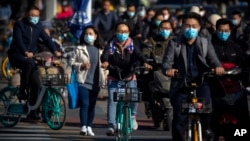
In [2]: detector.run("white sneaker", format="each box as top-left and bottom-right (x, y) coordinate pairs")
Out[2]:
(80, 126), (87, 135)
(132, 117), (138, 130)
(106, 127), (115, 136)
(87, 126), (95, 136)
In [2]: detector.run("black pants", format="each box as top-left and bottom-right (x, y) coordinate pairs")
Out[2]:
(20, 62), (41, 106)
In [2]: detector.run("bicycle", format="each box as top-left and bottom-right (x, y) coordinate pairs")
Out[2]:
(0, 52), (68, 130)
(110, 66), (143, 141)
(180, 72), (213, 141)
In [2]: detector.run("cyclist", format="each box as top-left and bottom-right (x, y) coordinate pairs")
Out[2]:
(101, 22), (152, 135)
(7, 5), (61, 120)
(210, 18), (250, 141)
(140, 20), (175, 128)
(162, 12), (224, 141)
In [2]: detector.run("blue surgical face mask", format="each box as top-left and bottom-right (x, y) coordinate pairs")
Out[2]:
(29, 16), (39, 24)
(84, 35), (95, 44)
(159, 29), (171, 38)
(183, 28), (198, 40)
(232, 19), (239, 26)
(139, 10), (145, 17)
(155, 20), (161, 26)
(116, 33), (129, 42)
(127, 11), (135, 17)
(217, 32), (230, 41)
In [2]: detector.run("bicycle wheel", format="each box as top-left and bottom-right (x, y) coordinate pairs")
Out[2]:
(42, 88), (67, 130)
(1, 57), (15, 79)
(122, 106), (130, 141)
(0, 86), (21, 127)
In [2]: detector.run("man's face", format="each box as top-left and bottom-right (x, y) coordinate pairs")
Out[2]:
(183, 18), (201, 31)
(28, 9), (40, 18)
(217, 24), (231, 33)
(127, 6), (136, 13)
(103, 1), (111, 12)
(147, 10), (155, 20)
(232, 14), (241, 25)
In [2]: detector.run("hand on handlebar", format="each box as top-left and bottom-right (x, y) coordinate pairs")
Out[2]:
(54, 51), (62, 57)
(101, 61), (109, 69)
(166, 69), (178, 77)
(212, 67), (224, 76)
(81, 62), (91, 70)
(25, 52), (34, 58)
(143, 63), (152, 70)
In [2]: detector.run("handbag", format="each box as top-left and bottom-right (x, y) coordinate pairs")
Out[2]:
(67, 67), (79, 109)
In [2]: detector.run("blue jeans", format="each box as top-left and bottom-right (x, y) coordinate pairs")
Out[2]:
(171, 83), (211, 141)
(78, 85), (99, 127)
(107, 80), (138, 128)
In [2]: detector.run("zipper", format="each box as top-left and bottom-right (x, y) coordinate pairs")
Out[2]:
(28, 26), (33, 51)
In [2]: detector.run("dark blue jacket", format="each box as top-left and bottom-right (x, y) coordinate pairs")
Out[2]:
(9, 17), (56, 55)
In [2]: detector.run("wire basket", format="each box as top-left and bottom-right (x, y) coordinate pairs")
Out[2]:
(113, 88), (141, 102)
(181, 97), (212, 114)
(41, 74), (68, 86)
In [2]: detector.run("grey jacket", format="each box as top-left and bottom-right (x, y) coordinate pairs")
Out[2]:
(162, 36), (222, 96)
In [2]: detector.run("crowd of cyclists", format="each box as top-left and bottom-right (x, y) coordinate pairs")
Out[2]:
(1, 0), (250, 141)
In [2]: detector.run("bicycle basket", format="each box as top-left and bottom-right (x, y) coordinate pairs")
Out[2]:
(41, 74), (68, 86)
(113, 88), (141, 102)
(181, 97), (212, 114)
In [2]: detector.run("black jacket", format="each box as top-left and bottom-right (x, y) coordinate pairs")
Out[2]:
(101, 37), (147, 79)
(9, 17), (56, 56)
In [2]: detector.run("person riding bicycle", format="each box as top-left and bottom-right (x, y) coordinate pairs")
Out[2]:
(139, 19), (174, 128)
(210, 18), (250, 141)
(162, 12), (224, 141)
(7, 5), (61, 120)
(101, 22), (152, 135)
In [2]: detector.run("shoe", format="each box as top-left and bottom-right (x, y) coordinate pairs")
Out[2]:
(106, 127), (115, 136)
(132, 116), (138, 130)
(27, 111), (41, 121)
(80, 126), (87, 135)
(87, 126), (95, 136)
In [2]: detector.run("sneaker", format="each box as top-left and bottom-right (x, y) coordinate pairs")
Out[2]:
(106, 127), (115, 136)
(80, 126), (87, 135)
(87, 126), (95, 136)
(132, 116), (138, 130)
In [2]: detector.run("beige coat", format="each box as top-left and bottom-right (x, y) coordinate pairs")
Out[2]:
(69, 45), (107, 88)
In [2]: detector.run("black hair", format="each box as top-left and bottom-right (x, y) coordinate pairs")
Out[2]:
(26, 5), (40, 14)
(183, 12), (202, 26)
(152, 12), (164, 21)
(114, 21), (130, 31)
(231, 10), (242, 17)
(127, 4), (136, 10)
(161, 7), (170, 13)
(216, 18), (233, 30)
(159, 20), (173, 29)
(80, 25), (104, 49)
(146, 8), (155, 14)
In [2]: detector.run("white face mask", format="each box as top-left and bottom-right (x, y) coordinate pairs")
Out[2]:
(164, 15), (169, 20)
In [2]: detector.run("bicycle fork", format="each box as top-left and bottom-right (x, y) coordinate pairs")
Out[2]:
(187, 117), (202, 141)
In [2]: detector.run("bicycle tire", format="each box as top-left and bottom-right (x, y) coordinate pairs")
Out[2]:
(115, 103), (123, 140)
(0, 86), (21, 127)
(1, 57), (14, 79)
(42, 88), (67, 130)
(123, 106), (130, 141)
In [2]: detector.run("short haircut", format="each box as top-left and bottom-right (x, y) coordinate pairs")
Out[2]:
(231, 10), (242, 17)
(216, 18), (233, 30)
(159, 20), (173, 29)
(26, 5), (40, 13)
(115, 21), (130, 31)
(183, 12), (202, 26)
(127, 4), (136, 9)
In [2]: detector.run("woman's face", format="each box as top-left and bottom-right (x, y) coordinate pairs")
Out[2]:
(84, 28), (97, 44)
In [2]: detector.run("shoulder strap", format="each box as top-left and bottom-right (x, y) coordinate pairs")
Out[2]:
(201, 37), (208, 57)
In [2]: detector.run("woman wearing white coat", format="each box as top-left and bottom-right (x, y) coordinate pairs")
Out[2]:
(70, 25), (106, 136)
